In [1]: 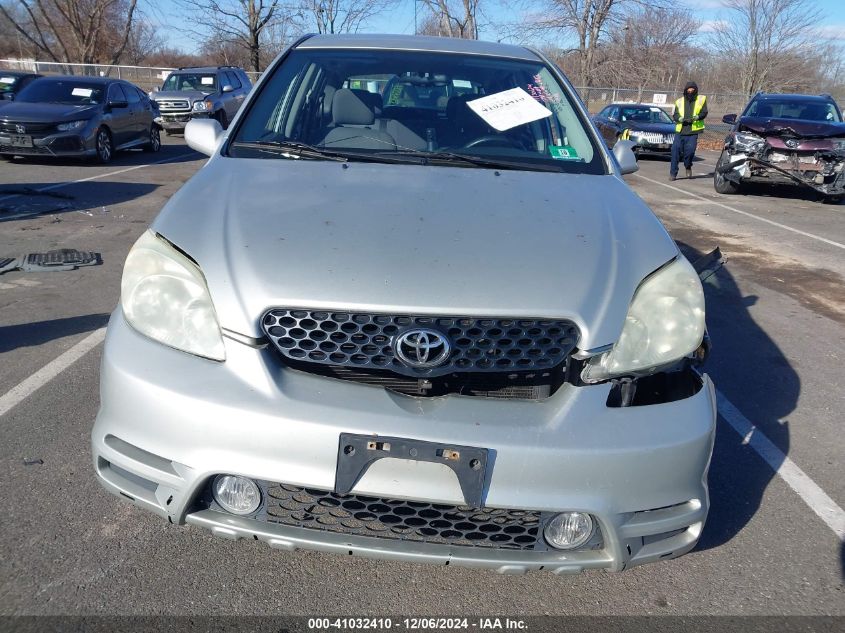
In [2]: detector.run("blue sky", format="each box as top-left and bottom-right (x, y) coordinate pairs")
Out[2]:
(151, 0), (845, 53)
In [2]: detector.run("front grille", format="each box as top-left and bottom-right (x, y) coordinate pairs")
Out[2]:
(0, 143), (51, 155)
(262, 309), (579, 379)
(256, 483), (543, 550)
(0, 121), (55, 134)
(635, 131), (673, 144)
(156, 99), (190, 112)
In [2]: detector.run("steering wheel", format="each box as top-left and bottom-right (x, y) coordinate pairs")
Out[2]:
(462, 134), (521, 149)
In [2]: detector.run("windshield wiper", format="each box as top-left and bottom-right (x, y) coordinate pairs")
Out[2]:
(374, 150), (564, 173)
(228, 140), (351, 161)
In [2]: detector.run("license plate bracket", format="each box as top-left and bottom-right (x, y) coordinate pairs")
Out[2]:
(335, 433), (489, 507)
(10, 134), (32, 148)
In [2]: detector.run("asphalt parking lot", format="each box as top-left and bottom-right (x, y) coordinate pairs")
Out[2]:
(0, 139), (843, 617)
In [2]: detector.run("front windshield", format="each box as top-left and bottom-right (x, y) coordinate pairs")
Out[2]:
(231, 49), (603, 173)
(746, 99), (842, 123)
(0, 75), (21, 94)
(620, 106), (673, 125)
(162, 73), (217, 92)
(15, 79), (105, 104)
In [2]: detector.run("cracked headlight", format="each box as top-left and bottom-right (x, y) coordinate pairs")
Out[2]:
(582, 257), (705, 383)
(733, 132), (764, 151)
(121, 230), (225, 361)
(56, 119), (88, 131)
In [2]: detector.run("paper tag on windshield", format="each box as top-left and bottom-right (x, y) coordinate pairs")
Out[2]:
(467, 87), (552, 131)
(0, 77), (14, 84)
(550, 145), (581, 160)
(453, 79), (472, 88)
(72, 87), (93, 97)
(201, 76), (214, 85)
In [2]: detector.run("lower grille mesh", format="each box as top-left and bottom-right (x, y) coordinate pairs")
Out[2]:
(256, 483), (543, 550)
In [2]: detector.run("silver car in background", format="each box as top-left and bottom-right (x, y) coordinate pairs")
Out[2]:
(92, 34), (716, 574)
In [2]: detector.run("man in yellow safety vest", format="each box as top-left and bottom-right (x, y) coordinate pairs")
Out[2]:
(670, 81), (708, 181)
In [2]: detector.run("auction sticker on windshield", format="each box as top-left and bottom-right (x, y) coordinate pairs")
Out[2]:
(0, 77), (13, 84)
(72, 88), (93, 97)
(550, 145), (581, 160)
(467, 87), (552, 131)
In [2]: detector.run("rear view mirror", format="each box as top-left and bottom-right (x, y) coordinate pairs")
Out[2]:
(722, 113), (737, 124)
(185, 118), (223, 156)
(612, 139), (639, 175)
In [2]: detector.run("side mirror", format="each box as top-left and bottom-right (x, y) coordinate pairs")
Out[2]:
(722, 113), (737, 124)
(607, 116), (618, 123)
(185, 118), (223, 156)
(152, 86), (160, 93)
(612, 139), (639, 175)
(222, 84), (233, 93)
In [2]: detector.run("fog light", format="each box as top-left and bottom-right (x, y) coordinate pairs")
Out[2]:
(544, 512), (594, 550)
(212, 475), (261, 515)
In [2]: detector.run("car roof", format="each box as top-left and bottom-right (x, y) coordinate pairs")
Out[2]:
(31, 75), (116, 85)
(171, 67), (232, 74)
(755, 93), (835, 103)
(297, 33), (539, 62)
(606, 103), (666, 109)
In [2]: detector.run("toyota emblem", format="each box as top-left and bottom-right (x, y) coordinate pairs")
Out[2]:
(15, 124), (25, 134)
(393, 329), (451, 368)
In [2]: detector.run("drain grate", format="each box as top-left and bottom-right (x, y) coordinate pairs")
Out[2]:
(0, 249), (100, 274)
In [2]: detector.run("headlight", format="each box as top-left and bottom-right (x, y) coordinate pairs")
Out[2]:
(733, 131), (764, 151)
(121, 230), (225, 361)
(193, 100), (212, 112)
(582, 257), (705, 382)
(56, 119), (88, 131)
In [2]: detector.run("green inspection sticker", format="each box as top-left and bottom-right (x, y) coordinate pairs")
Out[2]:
(550, 145), (580, 160)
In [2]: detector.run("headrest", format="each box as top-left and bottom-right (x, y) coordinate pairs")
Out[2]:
(332, 88), (374, 126)
(351, 89), (382, 114)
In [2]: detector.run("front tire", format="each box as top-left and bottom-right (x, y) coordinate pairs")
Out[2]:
(94, 127), (113, 164)
(143, 125), (161, 152)
(714, 150), (741, 194)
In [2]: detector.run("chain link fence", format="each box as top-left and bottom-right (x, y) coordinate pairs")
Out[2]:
(0, 59), (263, 92)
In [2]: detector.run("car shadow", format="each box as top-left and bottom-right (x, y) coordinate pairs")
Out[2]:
(0, 181), (160, 222)
(0, 313), (110, 353)
(732, 182), (843, 205)
(1, 143), (199, 168)
(674, 241), (798, 553)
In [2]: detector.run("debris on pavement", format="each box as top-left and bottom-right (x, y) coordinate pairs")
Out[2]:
(0, 249), (101, 274)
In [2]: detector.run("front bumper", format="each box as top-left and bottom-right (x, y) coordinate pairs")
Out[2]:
(0, 130), (95, 157)
(92, 311), (717, 573)
(156, 112), (210, 131)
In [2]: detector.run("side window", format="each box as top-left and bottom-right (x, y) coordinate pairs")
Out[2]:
(609, 107), (619, 120)
(240, 71), (252, 88)
(108, 83), (128, 103)
(225, 71), (242, 90)
(124, 84), (140, 103)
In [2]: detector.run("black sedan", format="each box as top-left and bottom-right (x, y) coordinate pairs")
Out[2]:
(0, 70), (42, 101)
(592, 103), (677, 156)
(0, 76), (160, 163)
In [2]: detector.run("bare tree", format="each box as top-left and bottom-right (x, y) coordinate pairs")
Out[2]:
(294, 0), (394, 34)
(419, 0), (479, 39)
(710, 0), (822, 96)
(177, 0), (281, 72)
(528, 0), (664, 88)
(0, 0), (139, 65)
(602, 7), (700, 96)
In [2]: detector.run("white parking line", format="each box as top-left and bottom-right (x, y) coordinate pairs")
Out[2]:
(717, 390), (845, 541)
(1, 323), (842, 543)
(0, 152), (198, 204)
(634, 173), (845, 250)
(0, 328), (106, 418)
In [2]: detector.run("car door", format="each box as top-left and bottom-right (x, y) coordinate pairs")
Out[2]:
(105, 83), (132, 147)
(132, 86), (156, 138)
(594, 106), (618, 148)
(122, 82), (146, 141)
(224, 71), (245, 120)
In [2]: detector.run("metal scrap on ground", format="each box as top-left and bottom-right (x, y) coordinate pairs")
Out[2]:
(0, 249), (101, 274)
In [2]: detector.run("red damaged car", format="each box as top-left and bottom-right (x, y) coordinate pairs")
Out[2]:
(714, 93), (845, 202)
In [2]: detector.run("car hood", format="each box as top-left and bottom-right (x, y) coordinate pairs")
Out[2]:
(738, 116), (845, 138)
(0, 101), (100, 122)
(629, 122), (676, 134)
(152, 89), (211, 103)
(152, 159), (679, 349)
